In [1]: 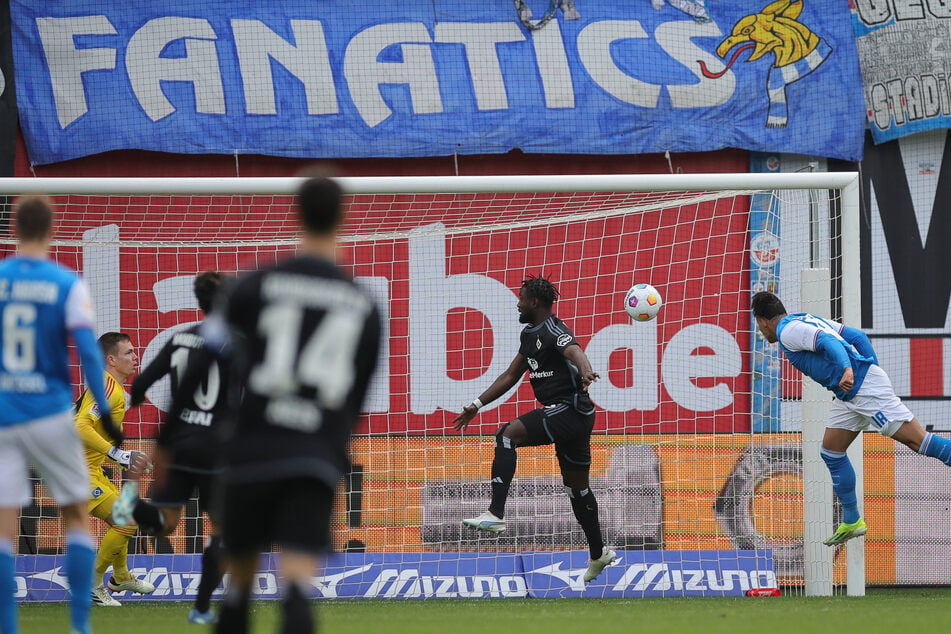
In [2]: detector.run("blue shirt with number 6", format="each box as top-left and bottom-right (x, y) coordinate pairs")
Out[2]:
(0, 256), (108, 426)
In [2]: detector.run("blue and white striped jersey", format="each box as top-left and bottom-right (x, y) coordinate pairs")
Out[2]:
(0, 256), (97, 426)
(776, 312), (876, 401)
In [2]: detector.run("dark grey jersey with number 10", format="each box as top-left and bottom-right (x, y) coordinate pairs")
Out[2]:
(222, 256), (381, 488)
(131, 323), (227, 473)
(518, 315), (594, 415)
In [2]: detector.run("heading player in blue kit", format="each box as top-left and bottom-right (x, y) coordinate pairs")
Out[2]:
(752, 291), (951, 546)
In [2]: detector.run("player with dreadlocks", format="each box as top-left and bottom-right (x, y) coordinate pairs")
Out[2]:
(453, 275), (617, 583)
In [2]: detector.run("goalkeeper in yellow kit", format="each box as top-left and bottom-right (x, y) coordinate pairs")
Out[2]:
(75, 332), (155, 607)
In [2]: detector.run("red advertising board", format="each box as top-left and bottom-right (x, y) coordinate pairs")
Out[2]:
(48, 190), (752, 437)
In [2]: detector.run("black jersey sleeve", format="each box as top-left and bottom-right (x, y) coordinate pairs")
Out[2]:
(553, 329), (578, 353)
(130, 337), (174, 407)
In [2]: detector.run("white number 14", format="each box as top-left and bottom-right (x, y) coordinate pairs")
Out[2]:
(249, 303), (362, 409)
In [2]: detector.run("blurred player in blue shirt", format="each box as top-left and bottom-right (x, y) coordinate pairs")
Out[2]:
(0, 195), (122, 634)
(752, 291), (951, 546)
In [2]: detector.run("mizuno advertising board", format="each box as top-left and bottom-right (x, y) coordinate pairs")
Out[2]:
(14, 551), (774, 601)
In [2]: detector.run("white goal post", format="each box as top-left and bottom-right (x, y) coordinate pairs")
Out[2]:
(0, 172), (863, 600)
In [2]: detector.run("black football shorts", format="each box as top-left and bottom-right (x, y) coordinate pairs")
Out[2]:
(517, 403), (596, 471)
(221, 477), (334, 556)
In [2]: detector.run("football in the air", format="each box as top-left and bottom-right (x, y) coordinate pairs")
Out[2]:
(624, 283), (662, 321)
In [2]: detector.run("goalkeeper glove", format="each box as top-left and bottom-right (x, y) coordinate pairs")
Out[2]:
(107, 446), (150, 472)
(99, 411), (124, 447)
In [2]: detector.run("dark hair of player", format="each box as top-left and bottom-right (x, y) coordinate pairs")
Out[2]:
(14, 195), (54, 242)
(297, 176), (343, 235)
(98, 332), (132, 357)
(194, 270), (225, 314)
(751, 291), (787, 320)
(521, 275), (559, 309)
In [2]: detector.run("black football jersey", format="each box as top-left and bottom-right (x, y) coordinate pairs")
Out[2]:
(131, 324), (227, 473)
(220, 255), (381, 487)
(518, 315), (594, 414)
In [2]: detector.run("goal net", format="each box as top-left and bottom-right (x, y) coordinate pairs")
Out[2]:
(3, 173), (874, 601)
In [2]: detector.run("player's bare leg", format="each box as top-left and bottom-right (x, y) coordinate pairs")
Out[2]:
(891, 418), (927, 453)
(900, 416), (951, 466)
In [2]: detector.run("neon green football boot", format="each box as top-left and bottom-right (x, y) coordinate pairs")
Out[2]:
(823, 518), (867, 546)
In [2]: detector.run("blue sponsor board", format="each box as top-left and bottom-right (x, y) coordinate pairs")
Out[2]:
(314, 552), (527, 599)
(10, 0), (864, 164)
(16, 553), (217, 602)
(14, 550), (772, 601)
(522, 550), (775, 598)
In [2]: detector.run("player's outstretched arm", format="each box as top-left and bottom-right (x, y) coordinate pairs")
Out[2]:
(453, 354), (528, 431)
(130, 338), (175, 407)
(840, 325), (878, 365)
(563, 344), (599, 391)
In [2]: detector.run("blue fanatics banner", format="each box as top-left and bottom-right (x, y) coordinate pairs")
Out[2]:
(15, 550), (774, 601)
(11, 0), (865, 164)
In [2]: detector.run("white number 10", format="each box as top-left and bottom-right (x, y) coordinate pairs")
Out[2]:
(170, 347), (221, 411)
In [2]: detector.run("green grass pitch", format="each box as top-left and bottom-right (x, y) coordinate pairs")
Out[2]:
(17, 588), (950, 634)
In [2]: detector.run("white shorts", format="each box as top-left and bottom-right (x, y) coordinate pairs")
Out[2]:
(0, 410), (90, 508)
(828, 365), (914, 437)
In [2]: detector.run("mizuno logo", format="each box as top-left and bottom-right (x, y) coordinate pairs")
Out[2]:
(363, 569), (527, 598)
(528, 561), (776, 594)
(526, 561), (590, 592)
(310, 564), (374, 598)
(28, 567), (71, 590)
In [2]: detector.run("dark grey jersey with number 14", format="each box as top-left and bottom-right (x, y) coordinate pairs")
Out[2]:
(221, 255), (381, 488)
(518, 315), (594, 415)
